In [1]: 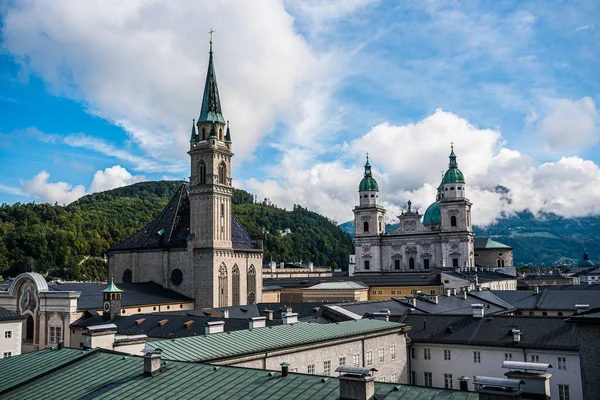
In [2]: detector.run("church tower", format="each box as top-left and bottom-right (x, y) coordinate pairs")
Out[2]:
(188, 38), (233, 250)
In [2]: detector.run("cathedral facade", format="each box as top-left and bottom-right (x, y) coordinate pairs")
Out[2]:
(108, 41), (263, 308)
(353, 148), (474, 274)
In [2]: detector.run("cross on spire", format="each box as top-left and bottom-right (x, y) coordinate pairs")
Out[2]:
(450, 141), (454, 149)
(209, 28), (214, 44)
(366, 152), (369, 160)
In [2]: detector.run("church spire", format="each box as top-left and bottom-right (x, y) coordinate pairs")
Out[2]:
(198, 31), (225, 124)
(189, 119), (198, 142)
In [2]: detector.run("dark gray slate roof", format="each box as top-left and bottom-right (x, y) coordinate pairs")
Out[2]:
(264, 273), (441, 289)
(404, 314), (578, 351)
(443, 270), (516, 283)
(48, 282), (192, 310)
(110, 184), (258, 251)
(0, 307), (24, 321)
(491, 288), (600, 311)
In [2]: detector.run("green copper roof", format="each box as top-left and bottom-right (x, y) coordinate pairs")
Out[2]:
(443, 146), (465, 184)
(198, 44), (226, 124)
(359, 157), (379, 192)
(437, 175), (445, 190)
(224, 120), (232, 143)
(579, 251), (595, 267)
(102, 279), (123, 293)
(422, 201), (441, 225)
(189, 119), (198, 142)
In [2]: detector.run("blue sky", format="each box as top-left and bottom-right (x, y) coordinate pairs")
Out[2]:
(1, 1), (599, 224)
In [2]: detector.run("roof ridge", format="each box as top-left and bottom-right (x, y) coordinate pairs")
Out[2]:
(534, 288), (550, 309)
(167, 184), (187, 243)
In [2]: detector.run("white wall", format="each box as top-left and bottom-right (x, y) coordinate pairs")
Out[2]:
(410, 343), (582, 399)
(0, 319), (22, 358)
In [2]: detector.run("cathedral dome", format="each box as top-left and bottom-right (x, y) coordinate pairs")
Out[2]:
(579, 251), (595, 267)
(422, 201), (441, 225)
(443, 146), (465, 184)
(359, 157), (379, 192)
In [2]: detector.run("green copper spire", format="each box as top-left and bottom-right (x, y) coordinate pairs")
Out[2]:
(443, 143), (465, 184)
(102, 279), (123, 293)
(224, 120), (232, 143)
(359, 153), (379, 191)
(189, 119), (198, 142)
(198, 36), (225, 124)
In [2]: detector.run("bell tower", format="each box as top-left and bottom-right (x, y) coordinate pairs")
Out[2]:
(102, 279), (122, 321)
(188, 37), (233, 249)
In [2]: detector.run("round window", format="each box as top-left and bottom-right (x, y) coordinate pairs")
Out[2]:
(170, 268), (184, 286)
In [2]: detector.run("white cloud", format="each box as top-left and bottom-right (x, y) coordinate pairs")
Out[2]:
(1, 0), (321, 167)
(0, 184), (24, 196)
(89, 165), (146, 193)
(20, 171), (86, 205)
(539, 97), (599, 153)
(245, 110), (600, 226)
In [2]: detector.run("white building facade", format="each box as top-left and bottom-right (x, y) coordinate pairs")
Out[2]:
(0, 307), (24, 358)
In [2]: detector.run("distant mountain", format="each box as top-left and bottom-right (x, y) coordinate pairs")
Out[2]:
(339, 211), (600, 266)
(0, 181), (353, 279)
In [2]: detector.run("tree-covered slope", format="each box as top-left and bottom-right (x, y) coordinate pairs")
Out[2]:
(339, 211), (600, 266)
(0, 181), (353, 279)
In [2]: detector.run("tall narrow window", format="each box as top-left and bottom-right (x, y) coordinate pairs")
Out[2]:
(247, 265), (256, 304)
(221, 203), (225, 217)
(558, 384), (570, 400)
(25, 315), (34, 342)
(363, 221), (369, 232)
(364, 260), (370, 270)
(424, 259), (430, 269)
(409, 257), (415, 269)
(218, 162), (226, 184)
(498, 259), (502, 267)
(198, 161), (207, 184)
(201, 127), (206, 140)
(451, 215), (457, 227)
(394, 259), (400, 270)
(218, 264), (228, 307)
(231, 265), (240, 306)
(219, 128), (223, 141)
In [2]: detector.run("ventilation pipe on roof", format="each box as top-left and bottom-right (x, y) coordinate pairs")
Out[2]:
(142, 347), (162, 376)
(471, 304), (484, 319)
(282, 312), (298, 324)
(463, 291), (468, 300)
(222, 310), (230, 319)
(534, 286), (539, 294)
(204, 320), (225, 335)
(263, 309), (274, 320)
(451, 288), (457, 296)
(281, 362), (290, 377)
(336, 365), (376, 400)
(57, 339), (64, 350)
(445, 289), (451, 297)
(249, 316), (266, 329)
(512, 329), (521, 343)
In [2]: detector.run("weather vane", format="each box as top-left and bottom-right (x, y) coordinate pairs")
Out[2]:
(450, 141), (454, 149)
(366, 152), (369, 160)
(209, 28), (214, 44)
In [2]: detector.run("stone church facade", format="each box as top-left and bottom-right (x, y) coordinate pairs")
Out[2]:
(353, 148), (475, 274)
(108, 41), (263, 308)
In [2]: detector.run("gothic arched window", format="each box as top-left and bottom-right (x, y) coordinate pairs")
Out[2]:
(409, 257), (415, 269)
(218, 162), (226, 184)
(218, 264), (228, 307)
(201, 127), (206, 140)
(232, 265), (240, 306)
(122, 269), (132, 283)
(198, 161), (207, 184)
(219, 128), (223, 141)
(247, 265), (256, 304)
(363, 221), (369, 232)
(450, 215), (457, 227)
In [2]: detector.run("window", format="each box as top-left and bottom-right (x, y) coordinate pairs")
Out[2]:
(473, 351), (481, 363)
(247, 265), (256, 305)
(231, 265), (240, 306)
(380, 377), (385, 382)
(452, 258), (459, 267)
(424, 348), (431, 360)
(338, 357), (346, 366)
(323, 360), (331, 375)
(430, 290), (436, 295)
(2, 352), (11, 358)
(363, 221), (369, 232)
(530, 355), (539, 363)
(366, 351), (373, 366)
(218, 264), (228, 307)
(377, 290), (382, 295)
(394, 259), (400, 269)
(353, 354), (360, 366)
(558, 384), (570, 400)
(364, 260), (370, 270)
(424, 372), (433, 387)
(558, 357), (567, 370)
(505, 353), (513, 361)
(424, 258), (430, 269)
(444, 374), (453, 389)
(450, 215), (457, 226)
(198, 161), (206, 184)
(444, 349), (451, 360)
(410, 347), (415, 359)
(49, 326), (62, 344)
(392, 374), (398, 383)
(409, 257), (415, 269)
(4, 331), (12, 339)
(307, 364), (315, 374)
(372, 290), (376, 295)
(379, 348), (385, 363)
(218, 162), (226, 184)
(497, 259), (502, 267)
(390, 345), (396, 360)
(391, 290), (396, 295)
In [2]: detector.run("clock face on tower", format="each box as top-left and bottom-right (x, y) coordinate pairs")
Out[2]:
(103, 301), (111, 312)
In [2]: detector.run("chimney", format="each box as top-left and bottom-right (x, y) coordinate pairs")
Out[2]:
(270, 261), (276, 272)
(458, 376), (470, 391)
(336, 365), (376, 400)
(142, 348), (162, 376)
(282, 312), (298, 324)
(309, 262), (314, 271)
(263, 309), (274, 320)
(451, 288), (457, 296)
(463, 291), (468, 300)
(445, 289), (451, 297)
(575, 304), (590, 314)
(476, 285), (482, 292)
(204, 320), (225, 335)
(280, 362), (290, 377)
(471, 304), (484, 319)
(222, 310), (230, 318)
(57, 339), (64, 350)
(534, 286), (539, 294)
(280, 262), (285, 269)
(512, 329), (521, 343)
(431, 295), (439, 304)
(249, 316), (266, 329)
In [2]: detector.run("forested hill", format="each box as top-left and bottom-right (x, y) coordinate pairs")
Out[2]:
(339, 211), (600, 266)
(0, 181), (353, 280)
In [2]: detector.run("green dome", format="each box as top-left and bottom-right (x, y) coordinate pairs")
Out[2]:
(443, 147), (465, 184)
(579, 252), (594, 267)
(423, 201), (441, 225)
(359, 157), (379, 192)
